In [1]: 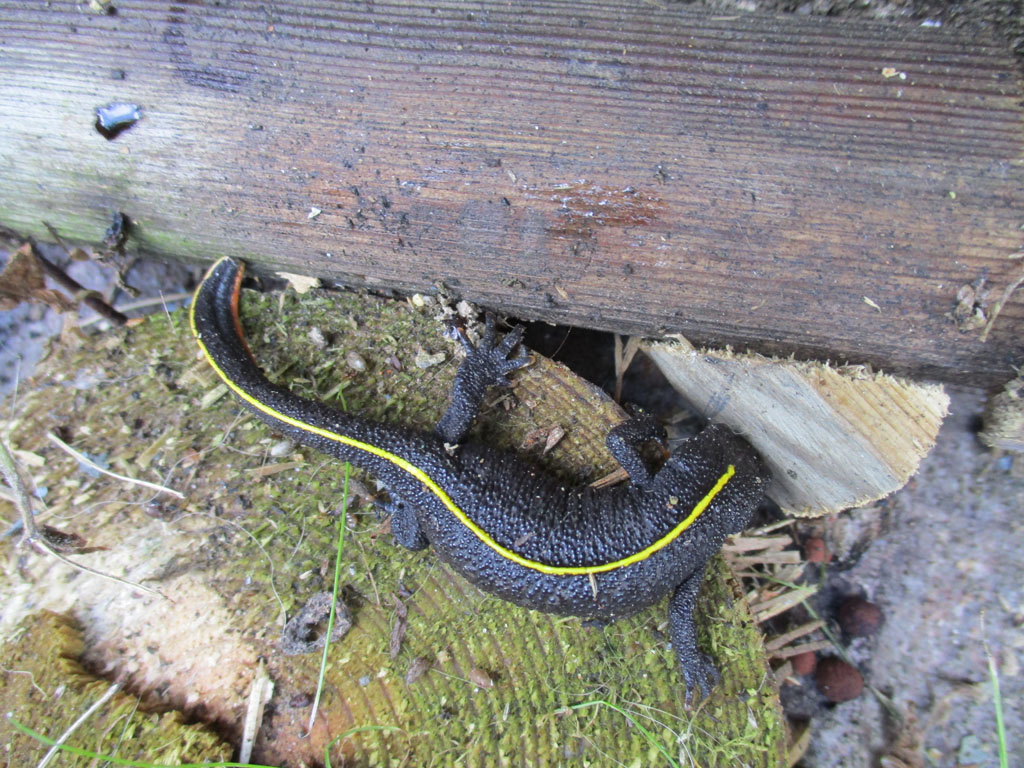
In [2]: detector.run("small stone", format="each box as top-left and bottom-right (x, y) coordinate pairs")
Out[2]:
(804, 536), (831, 563)
(837, 596), (884, 638)
(345, 351), (367, 371)
(815, 657), (863, 702)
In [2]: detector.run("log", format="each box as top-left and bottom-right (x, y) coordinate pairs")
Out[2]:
(0, 0), (1022, 386)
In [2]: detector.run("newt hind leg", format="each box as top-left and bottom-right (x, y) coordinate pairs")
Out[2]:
(385, 494), (429, 551)
(668, 562), (721, 705)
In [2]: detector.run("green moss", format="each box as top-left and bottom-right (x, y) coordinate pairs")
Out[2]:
(0, 612), (230, 766)
(1, 284), (785, 767)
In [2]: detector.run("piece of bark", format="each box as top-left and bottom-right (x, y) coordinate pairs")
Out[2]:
(980, 374), (1024, 452)
(0, 1), (1021, 386)
(645, 337), (949, 516)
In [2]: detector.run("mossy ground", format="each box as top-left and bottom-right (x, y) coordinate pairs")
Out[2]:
(0, 611), (231, 766)
(0, 283), (784, 767)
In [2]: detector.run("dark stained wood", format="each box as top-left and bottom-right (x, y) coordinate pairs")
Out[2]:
(0, 0), (1021, 385)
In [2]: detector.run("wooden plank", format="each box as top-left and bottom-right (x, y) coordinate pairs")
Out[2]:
(0, 0), (1021, 385)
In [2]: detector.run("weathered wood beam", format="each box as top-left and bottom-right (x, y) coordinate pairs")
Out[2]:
(0, 0), (1021, 385)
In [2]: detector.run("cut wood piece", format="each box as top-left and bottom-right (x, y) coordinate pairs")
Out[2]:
(980, 374), (1024, 452)
(644, 337), (949, 517)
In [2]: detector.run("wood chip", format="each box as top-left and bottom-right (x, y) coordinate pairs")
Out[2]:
(764, 619), (827, 652)
(750, 585), (818, 623)
(390, 593), (408, 660)
(769, 640), (832, 659)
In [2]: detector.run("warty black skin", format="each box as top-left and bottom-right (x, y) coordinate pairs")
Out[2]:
(190, 257), (771, 702)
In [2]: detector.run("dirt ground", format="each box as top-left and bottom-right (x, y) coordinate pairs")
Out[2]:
(791, 388), (1023, 767)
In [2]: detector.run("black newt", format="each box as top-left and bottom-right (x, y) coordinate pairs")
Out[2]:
(190, 257), (770, 702)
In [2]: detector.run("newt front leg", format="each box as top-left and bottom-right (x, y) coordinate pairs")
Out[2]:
(390, 315), (529, 551)
(434, 314), (530, 445)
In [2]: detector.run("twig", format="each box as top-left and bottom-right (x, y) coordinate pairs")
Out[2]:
(979, 263), (1024, 343)
(36, 681), (123, 768)
(240, 661), (274, 765)
(750, 585), (818, 623)
(613, 334), (642, 403)
(764, 619), (826, 652)
(769, 640), (832, 659)
(0, 437), (166, 599)
(47, 432), (184, 499)
(77, 292), (192, 329)
(729, 551), (803, 568)
(722, 535), (793, 553)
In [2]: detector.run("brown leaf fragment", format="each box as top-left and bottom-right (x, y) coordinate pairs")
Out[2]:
(180, 447), (202, 468)
(404, 657), (431, 685)
(0, 243), (75, 312)
(949, 278), (988, 332)
(468, 667), (494, 689)
(390, 592), (408, 659)
(38, 524), (100, 554)
(521, 424), (566, 453)
(520, 426), (549, 450)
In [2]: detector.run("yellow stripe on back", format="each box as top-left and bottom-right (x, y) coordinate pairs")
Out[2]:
(190, 260), (734, 576)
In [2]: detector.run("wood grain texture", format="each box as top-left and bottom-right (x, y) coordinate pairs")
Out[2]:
(646, 337), (950, 516)
(0, 0), (1021, 385)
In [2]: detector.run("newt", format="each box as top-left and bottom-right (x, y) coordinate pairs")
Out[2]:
(190, 257), (770, 702)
